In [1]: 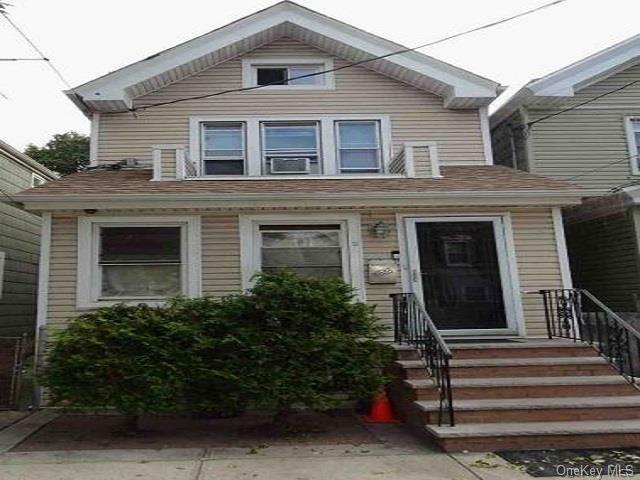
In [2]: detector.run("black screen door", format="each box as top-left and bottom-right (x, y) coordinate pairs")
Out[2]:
(415, 221), (508, 331)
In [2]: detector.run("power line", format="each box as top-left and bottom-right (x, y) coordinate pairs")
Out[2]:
(0, 9), (71, 88)
(113, 0), (568, 113)
(527, 79), (640, 129)
(565, 153), (639, 182)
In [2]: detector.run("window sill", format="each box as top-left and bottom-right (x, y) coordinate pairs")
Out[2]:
(76, 298), (171, 310)
(185, 174), (405, 181)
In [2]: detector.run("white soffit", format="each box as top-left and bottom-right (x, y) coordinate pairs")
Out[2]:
(66, 1), (499, 114)
(491, 33), (640, 125)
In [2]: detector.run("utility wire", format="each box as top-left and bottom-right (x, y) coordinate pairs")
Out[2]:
(0, 9), (71, 88)
(113, 0), (568, 113)
(565, 154), (639, 182)
(527, 79), (640, 129)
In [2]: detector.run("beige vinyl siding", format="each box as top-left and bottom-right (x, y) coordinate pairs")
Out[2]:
(413, 145), (433, 177)
(0, 152), (41, 335)
(565, 209), (640, 312)
(97, 38), (486, 167)
(527, 62), (640, 191)
(510, 208), (563, 337)
(44, 207), (562, 338)
(160, 149), (177, 180)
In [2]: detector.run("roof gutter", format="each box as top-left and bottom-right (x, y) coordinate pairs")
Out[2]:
(13, 189), (588, 211)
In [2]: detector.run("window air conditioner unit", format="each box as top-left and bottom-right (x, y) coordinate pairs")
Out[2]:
(270, 157), (311, 174)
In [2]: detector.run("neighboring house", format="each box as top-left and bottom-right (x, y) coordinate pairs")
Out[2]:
(13, 1), (640, 451)
(0, 140), (56, 337)
(491, 34), (640, 315)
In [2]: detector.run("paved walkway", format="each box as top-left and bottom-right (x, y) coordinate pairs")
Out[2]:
(1, 413), (639, 479)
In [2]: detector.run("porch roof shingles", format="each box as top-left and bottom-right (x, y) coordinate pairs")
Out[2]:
(16, 166), (580, 198)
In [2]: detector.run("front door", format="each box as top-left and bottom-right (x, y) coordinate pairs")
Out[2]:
(405, 216), (517, 335)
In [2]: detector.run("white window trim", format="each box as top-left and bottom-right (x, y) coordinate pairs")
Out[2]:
(335, 120), (384, 174)
(625, 116), (640, 176)
(241, 57), (335, 90)
(76, 216), (202, 309)
(239, 213), (365, 300)
(201, 122), (247, 176)
(189, 115), (392, 178)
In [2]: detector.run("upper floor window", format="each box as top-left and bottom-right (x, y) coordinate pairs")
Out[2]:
(257, 66), (323, 87)
(627, 118), (640, 174)
(190, 115), (390, 177)
(201, 122), (245, 175)
(242, 58), (335, 90)
(336, 121), (382, 174)
(262, 122), (321, 175)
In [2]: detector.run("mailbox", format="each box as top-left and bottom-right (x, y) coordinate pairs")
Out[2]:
(367, 259), (399, 284)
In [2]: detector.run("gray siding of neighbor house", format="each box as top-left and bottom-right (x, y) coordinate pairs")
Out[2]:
(565, 207), (640, 312)
(491, 109), (529, 171)
(0, 152), (41, 336)
(526, 62), (640, 191)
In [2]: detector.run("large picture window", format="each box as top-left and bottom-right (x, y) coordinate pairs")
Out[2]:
(201, 122), (246, 175)
(259, 225), (344, 279)
(336, 121), (382, 173)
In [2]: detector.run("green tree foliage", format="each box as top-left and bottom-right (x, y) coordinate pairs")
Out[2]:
(41, 272), (392, 428)
(24, 131), (90, 175)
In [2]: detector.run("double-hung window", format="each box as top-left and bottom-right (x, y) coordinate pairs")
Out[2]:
(262, 122), (321, 174)
(201, 122), (246, 175)
(259, 225), (345, 279)
(628, 118), (640, 173)
(78, 217), (201, 308)
(98, 226), (182, 299)
(336, 121), (382, 173)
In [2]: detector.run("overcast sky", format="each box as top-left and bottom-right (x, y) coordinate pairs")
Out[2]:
(1, 0), (639, 150)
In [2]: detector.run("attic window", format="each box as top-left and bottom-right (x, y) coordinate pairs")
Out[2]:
(243, 58), (335, 90)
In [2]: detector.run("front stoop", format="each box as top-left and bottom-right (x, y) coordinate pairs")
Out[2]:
(387, 340), (640, 452)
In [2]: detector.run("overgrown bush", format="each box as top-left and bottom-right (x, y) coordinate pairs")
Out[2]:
(42, 272), (392, 428)
(41, 304), (199, 430)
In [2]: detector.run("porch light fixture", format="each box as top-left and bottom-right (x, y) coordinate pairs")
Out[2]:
(370, 221), (390, 239)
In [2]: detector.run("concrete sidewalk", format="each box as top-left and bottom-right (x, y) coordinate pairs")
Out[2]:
(0, 443), (534, 480)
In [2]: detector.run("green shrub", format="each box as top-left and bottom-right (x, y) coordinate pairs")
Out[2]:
(41, 304), (199, 429)
(42, 271), (392, 427)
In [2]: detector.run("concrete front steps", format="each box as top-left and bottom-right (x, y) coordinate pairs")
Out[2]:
(388, 340), (640, 452)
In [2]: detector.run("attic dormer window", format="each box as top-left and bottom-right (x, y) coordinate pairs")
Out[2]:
(242, 58), (335, 90)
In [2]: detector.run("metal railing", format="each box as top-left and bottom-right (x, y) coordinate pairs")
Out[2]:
(539, 288), (640, 383)
(391, 293), (454, 426)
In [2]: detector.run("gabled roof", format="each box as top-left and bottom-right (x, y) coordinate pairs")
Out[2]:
(491, 33), (640, 125)
(0, 139), (58, 180)
(66, 1), (499, 115)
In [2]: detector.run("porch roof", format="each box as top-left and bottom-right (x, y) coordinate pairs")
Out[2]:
(12, 165), (587, 210)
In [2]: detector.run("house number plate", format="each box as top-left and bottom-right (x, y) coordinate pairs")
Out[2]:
(368, 259), (399, 284)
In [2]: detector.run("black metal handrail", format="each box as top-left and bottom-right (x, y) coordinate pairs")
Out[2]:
(539, 288), (640, 383)
(390, 293), (454, 426)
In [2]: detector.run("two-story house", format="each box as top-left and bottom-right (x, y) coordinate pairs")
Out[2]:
(491, 34), (640, 317)
(14, 1), (640, 451)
